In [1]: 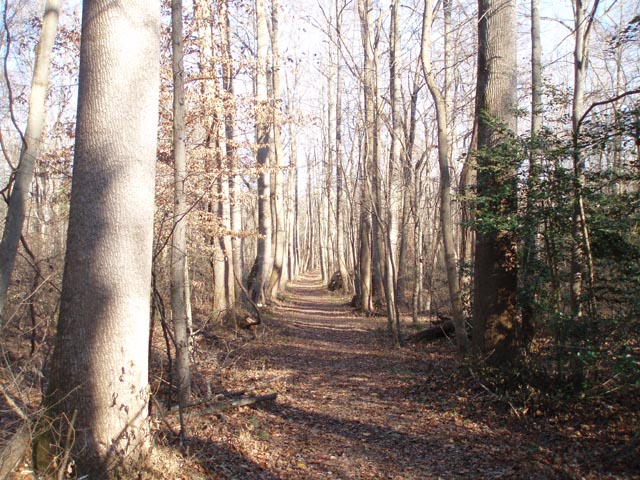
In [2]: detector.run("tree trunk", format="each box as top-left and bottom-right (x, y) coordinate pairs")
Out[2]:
(268, 0), (287, 300)
(357, 0), (374, 313)
(569, 0), (596, 319)
(473, 0), (519, 363)
(38, 1), (160, 475)
(221, 0), (244, 302)
(385, 0), (402, 345)
(335, 0), (351, 295)
(170, 0), (192, 419)
(421, 0), (469, 356)
(0, 0), (60, 320)
(248, 0), (273, 305)
(520, 0), (543, 344)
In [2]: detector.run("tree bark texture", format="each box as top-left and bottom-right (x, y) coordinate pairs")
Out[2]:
(41, 1), (160, 475)
(473, 0), (519, 363)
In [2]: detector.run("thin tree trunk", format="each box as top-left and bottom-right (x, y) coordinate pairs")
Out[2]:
(0, 0), (60, 320)
(386, 0), (402, 345)
(357, 0), (374, 313)
(268, 0), (287, 300)
(170, 0), (192, 421)
(569, 0), (597, 319)
(421, 0), (469, 356)
(248, 0), (273, 305)
(520, 0), (542, 343)
(222, 0), (244, 301)
(335, 0), (351, 294)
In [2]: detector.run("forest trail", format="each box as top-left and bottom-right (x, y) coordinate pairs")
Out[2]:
(160, 272), (622, 480)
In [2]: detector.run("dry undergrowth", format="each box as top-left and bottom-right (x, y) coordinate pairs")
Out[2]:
(2, 272), (639, 479)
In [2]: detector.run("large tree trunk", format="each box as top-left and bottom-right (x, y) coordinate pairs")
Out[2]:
(473, 0), (519, 363)
(421, 0), (469, 356)
(170, 0), (192, 419)
(38, 1), (160, 475)
(0, 0), (60, 319)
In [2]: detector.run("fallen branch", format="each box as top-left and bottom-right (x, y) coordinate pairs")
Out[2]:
(200, 393), (277, 415)
(408, 320), (455, 343)
(0, 424), (30, 479)
(153, 393), (277, 419)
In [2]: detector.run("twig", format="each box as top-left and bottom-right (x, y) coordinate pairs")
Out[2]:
(151, 395), (178, 437)
(233, 273), (263, 325)
(0, 383), (29, 421)
(57, 410), (77, 480)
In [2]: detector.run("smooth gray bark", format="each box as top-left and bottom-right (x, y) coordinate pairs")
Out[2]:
(41, 1), (160, 475)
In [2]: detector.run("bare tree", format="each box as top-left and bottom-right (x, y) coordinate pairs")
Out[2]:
(248, 0), (273, 305)
(0, 0), (60, 320)
(170, 0), (192, 430)
(421, 0), (469, 355)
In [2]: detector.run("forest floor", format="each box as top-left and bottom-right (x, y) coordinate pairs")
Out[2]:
(147, 272), (638, 480)
(2, 272), (637, 479)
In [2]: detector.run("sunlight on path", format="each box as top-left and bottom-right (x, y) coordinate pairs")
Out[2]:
(229, 272), (531, 479)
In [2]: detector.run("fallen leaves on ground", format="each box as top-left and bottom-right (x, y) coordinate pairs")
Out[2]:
(149, 272), (639, 479)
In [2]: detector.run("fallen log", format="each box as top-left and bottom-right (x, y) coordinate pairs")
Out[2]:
(153, 392), (278, 420)
(408, 320), (455, 343)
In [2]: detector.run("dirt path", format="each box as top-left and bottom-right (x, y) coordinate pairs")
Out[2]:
(160, 272), (622, 480)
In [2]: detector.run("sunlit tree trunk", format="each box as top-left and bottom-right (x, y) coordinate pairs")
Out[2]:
(385, 0), (402, 344)
(357, 0), (374, 313)
(248, 0), (273, 304)
(39, 1), (160, 475)
(268, 0), (286, 300)
(0, 0), (60, 320)
(221, 0), (244, 301)
(335, 0), (351, 294)
(170, 0), (192, 420)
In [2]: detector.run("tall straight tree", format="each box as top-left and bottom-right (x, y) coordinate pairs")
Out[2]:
(357, 0), (374, 313)
(334, 0), (351, 294)
(170, 0), (192, 423)
(38, 0), (160, 475)
(385, 0), (402, 344)
(0, 0), (60, 320)
(221, 0), (244, 301)
(248, 0), (273, 304)
(268, 0), (287, 300)
(473, 0), (519, 362)
(421, 0), (469, 355)
(569, 0), (597, 319)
